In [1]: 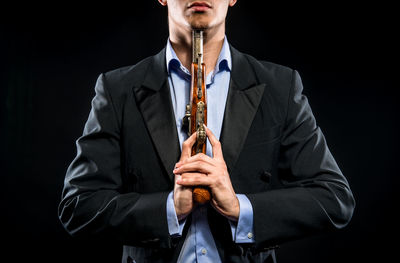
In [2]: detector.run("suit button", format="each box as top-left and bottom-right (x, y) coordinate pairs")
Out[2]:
(128, 169), (138, 183)
(247, 232), (253, 239)
(260, 170), (272, 183)
(201, 248), (207, 255)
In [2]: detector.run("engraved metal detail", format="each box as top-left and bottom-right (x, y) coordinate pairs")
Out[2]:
(196, 101), (206, 153)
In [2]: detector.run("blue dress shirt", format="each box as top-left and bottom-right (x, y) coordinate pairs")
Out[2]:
(165, 37), (255, 263)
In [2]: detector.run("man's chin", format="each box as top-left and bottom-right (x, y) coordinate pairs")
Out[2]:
(188, 18), (210, 31)
(191, 25), (208, 31)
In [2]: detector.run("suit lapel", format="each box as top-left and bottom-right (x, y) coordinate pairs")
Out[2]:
(220, 82), (265, 172)
(133, 48), (180, 182)
(220, 46), (266, 172)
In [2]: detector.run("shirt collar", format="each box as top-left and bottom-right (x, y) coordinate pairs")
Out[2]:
(166, 36), (231, 80)
(214, 37), (231, 73)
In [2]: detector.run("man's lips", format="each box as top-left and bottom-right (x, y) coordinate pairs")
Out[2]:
(188, 1), (212, 11)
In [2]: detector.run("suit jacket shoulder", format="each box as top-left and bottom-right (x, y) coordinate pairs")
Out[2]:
(242, 52), (295, 97)
(102, 48), (167, 92)
(103, 54), (153, 87)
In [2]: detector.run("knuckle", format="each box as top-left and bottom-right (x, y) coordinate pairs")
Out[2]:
(221, 163), (227, 170)
(213, 177), (222, 187)
(195, 164), (203, 172)
(181, 173), (191, 180)
(198, 162), (206, 170)
(196, 153), (206, 160)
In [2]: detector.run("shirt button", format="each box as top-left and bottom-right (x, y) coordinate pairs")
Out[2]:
(247, 232), (253, 239)
(201, 248), (207, 255)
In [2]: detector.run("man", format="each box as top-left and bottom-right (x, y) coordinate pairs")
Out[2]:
(58, 0), (355, 262)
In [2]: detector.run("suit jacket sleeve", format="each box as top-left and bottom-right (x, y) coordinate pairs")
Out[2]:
(246, 70), (355, 250)
(58, 74), (172, 248)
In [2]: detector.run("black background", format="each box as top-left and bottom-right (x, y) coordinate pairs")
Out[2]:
(1, 1), (398, 262)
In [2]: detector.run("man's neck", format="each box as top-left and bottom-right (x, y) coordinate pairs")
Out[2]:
(169, 26), (225, 76)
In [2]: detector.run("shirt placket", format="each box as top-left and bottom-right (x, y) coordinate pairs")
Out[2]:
(193, 205), (218, 263)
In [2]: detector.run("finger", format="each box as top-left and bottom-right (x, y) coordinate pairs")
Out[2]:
(174, 173), (182, 182)
(176, 173), (213, 186)
(176, 172), (205, 185)
(175, 172), (205, 182)
(181, 153), (214, 167)
(174, 161), (214, 175)
(180, 132), (197, 161)
(204, 125), (223, 160)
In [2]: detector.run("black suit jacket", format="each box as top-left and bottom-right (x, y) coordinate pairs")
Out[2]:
(58, 45), (355, 263)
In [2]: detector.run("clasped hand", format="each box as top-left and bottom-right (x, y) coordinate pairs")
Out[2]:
(173, 126), (239, 221)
